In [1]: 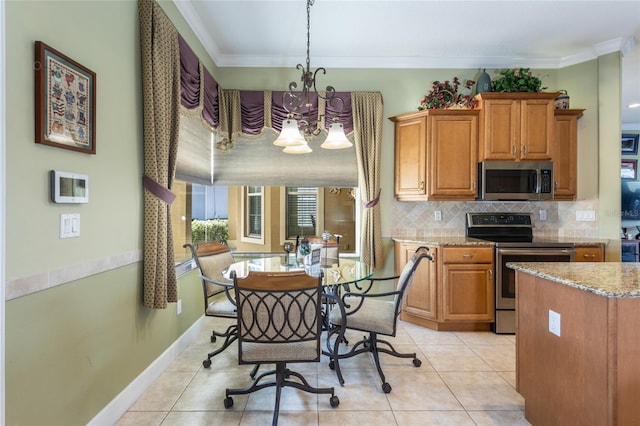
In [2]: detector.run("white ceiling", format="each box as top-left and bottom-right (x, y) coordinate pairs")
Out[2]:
(174, 0), (640, 127)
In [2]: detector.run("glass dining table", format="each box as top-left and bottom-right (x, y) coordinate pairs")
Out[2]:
(222, 255), (374, 385)
(223, 256), (374, 287)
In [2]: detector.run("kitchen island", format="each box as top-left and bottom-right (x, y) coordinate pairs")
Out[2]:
(508, 262), (640, 426)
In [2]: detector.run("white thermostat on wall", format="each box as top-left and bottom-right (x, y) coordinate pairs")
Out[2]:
(50, 170), (89, 204)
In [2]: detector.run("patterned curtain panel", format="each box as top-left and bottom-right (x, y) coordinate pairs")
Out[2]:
(139, 0), (180, 308)
(352, 92), (384, 268)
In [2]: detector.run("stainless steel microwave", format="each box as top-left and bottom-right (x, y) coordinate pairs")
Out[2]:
(477, 161), (554, 201)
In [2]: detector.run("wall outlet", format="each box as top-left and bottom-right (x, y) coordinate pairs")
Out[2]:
(176, 299), (182, 315)
(434, 210), (442, 221)
(539, 210), (547, 221)
(549, 309), (561, 336)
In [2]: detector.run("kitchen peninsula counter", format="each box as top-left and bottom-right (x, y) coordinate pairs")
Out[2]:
(508, 262), (640, 426)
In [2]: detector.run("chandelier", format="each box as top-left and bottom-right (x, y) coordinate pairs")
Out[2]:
(273, 0), (352, 154)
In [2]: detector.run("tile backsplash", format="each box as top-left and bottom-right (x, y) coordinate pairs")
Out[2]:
(391, 199), (599, 239)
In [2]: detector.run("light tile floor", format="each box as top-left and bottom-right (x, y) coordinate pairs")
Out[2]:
(117, 317), (531, 425)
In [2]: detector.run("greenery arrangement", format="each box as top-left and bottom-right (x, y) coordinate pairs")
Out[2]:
(418, 77), (478, 110)
(191, 219), (229, 244)
(492, 68), (547, 93)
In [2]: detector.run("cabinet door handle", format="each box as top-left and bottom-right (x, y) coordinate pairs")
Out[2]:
(420, 181), (424, 190)
(523, 145), (528, 155)
(463, 253), (474, 258)
(583, 254), (595, 259)
(512, 145), (516, 155)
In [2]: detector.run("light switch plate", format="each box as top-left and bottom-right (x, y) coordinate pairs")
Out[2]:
(60, 213), (80, 238)
(576, 210), (596, 221)
(434, 210), (442, 221)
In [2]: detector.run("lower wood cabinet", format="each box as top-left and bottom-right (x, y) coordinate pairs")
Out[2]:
(396, 242), (494, 331)
(395, 242), (437, 321)
(442, 247), (494, 323)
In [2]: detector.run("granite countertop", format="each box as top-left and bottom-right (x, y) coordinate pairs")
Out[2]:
(392, 236), (608, 247)
(508, 262), (640, 298)
(392, 237), (495, 247)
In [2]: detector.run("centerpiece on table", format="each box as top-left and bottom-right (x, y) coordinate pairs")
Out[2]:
(491, 67), (547, 92)
(418, 77), (478, 110)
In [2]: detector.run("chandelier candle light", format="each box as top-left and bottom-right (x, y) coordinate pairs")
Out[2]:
(273, 0), (352, 154)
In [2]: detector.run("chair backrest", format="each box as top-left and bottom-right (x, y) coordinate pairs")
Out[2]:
(184, 242), (235, 298)
(394, 246), (433, 317)
(233, 270), (323, 357)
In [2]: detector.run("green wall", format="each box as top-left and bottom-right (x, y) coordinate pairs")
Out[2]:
(3, 0), (623, 424)
(5, 1), (206, 424)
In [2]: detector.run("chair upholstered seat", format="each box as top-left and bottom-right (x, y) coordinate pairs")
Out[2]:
(241, 340), (318, 363)
(205, 291), (237, 317)
(329, 297), (395, 336)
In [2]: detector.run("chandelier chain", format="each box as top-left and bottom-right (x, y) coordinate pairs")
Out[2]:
(306, 0), (312, 71)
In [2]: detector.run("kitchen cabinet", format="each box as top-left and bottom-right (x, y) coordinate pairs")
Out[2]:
(390, 109), (479, 201)
(441, 247), (494, 322)
(553, 109), (585, 200)
(475, 92), (558, 161)
(395, 241), (438, 321)
(395, 241), (494, 331)
(574, 243), (604, 262)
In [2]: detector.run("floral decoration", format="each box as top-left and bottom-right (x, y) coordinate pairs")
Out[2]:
(492, 68), (547, 93)
(418, 77), (478, 110)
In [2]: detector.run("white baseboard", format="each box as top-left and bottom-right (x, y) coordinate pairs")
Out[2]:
(87, 316), (205, 426)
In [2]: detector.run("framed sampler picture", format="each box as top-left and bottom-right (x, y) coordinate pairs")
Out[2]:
(34, 41), (96, 154)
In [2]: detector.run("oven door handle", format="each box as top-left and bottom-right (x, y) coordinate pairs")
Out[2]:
(497, 248), (576, 257)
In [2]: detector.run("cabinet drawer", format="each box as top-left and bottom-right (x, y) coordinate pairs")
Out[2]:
(574, 246), (604, 262)
(442, 247), (493, 264)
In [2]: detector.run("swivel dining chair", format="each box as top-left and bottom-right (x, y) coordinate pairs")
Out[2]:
(224, 270), (339, 425)
(328, 246), (433, 393)
(183, 241), (239, 368)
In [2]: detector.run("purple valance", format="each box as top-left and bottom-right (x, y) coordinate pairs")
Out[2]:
(179, 35), (219, 127)
(240, 91), (264, 135)
(178, 35), (199, 109)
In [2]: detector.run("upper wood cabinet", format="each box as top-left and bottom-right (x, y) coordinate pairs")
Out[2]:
(553, 109), (585, 201)
(475, 92), (558, 162)
(390, 109), (479, 201)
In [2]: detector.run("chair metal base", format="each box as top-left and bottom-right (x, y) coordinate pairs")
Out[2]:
(224, 362), (339, 426)
(202, 323), (238, 368)
(330, 332), (421, 393)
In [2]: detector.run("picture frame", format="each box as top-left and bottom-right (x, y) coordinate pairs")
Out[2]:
(34, 41), (96, 154)
(621, 159), (637, 180)
(621, 133), (639, 155)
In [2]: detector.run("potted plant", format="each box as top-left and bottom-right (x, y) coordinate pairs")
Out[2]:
(492, 68), (547, 93)
(418, 77), (478, 110)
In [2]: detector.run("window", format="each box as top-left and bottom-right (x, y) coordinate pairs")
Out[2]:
(243, 186), (264, 242)
(286, 187), (319, 238)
